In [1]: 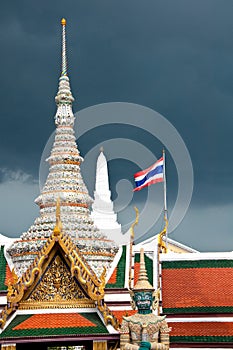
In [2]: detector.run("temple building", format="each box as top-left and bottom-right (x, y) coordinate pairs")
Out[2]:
(0, 19), (232, 350)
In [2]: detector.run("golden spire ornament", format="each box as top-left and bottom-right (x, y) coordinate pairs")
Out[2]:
(133, 248), (154, 291)
(61, 18), (66, 26)
(53, 197), (62, 236)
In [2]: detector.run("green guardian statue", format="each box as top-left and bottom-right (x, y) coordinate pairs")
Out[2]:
(120, 248), (170, 350)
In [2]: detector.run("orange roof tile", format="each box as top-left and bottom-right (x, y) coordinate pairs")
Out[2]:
(134, 262), (140, 286)
(13, 313), (97, 330)
(111, 310), (137, 324)
(170, 321), (233, 337)
(162, 267), (233, 309)
(108, 267), (117, 284)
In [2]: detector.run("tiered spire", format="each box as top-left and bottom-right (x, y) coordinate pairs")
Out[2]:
(133, 248), (154, 291)
(7, 19), (118, 277)
(91, 148), (123, 244)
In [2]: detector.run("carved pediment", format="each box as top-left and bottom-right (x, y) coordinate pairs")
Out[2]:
(19, 255), (94, 309)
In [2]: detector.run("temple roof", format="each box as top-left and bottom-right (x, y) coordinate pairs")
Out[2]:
(161, 253), (233, 314)
(0, 221), (119, 332)
(169, 320), (233, 344)
(0, 312), (110, 340)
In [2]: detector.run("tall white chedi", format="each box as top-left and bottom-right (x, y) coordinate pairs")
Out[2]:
(7, 19), (118, 277)
(91, 148), (130, 245)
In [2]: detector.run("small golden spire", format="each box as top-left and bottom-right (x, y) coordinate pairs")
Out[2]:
(133, 248), (154, 291)
(61, 18), (66, 26)
(130, 206), (139, 240)
(54, 197), (62, 236)
(129, 207), (139, 289)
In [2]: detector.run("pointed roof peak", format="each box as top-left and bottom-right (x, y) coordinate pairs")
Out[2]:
(133, 248), (154, 291)
(61, 18), (67, 77)
(55, 18), (74, 124)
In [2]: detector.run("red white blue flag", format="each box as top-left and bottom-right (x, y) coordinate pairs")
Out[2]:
(133, 157), (164, 192)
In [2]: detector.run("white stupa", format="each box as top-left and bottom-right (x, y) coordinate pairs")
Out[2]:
(91, 148), (130, 245)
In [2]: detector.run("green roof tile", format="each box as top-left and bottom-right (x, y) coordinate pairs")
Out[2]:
(0, 246), (7, 291)
(106, 245), (126, 288)
(171, 335), (233, 343)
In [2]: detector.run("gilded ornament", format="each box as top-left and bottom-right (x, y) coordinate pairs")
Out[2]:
(61, 18), (66, 26)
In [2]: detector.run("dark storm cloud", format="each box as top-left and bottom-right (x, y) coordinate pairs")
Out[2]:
(0, 0), (233, 248)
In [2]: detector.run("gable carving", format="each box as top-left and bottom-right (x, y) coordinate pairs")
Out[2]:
(28, 255), (89, 302)
(19, 254), (95, 309)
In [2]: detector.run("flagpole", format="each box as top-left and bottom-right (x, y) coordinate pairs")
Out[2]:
(163, 149), (168, 244)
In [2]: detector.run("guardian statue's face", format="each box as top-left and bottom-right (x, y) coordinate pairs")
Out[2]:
(134, 291), (153, 314)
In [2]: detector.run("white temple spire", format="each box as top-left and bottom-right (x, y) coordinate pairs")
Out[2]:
(95, 147), (111, 202)
(91, 149), (124, 244)
(7, 20), (118, 277)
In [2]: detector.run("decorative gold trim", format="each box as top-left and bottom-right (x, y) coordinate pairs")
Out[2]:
(0, 304), (14, 329)
(130, 206), (139, 241)
(19, 300), (95, 310)
(61, 18), (66, 26)
(97, 300), (119, 330)
(158, 216), (168, 253)
(129, 207), (139, 288)
(6, 229), (106, 304)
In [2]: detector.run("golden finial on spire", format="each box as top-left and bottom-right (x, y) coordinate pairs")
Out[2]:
(61, 18), (66, 26)
(130, 206), (139, 240)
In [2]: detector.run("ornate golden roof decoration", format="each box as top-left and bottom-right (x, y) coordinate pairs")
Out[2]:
(158, 216), (168, 253)
(130, 206), (139, 241)
(1, 222), (107, 328)
(129, 207), (139, 288)
(54, 197), (62, 235)
(97, 300), (119, 330)
(61, 18), (66, 26)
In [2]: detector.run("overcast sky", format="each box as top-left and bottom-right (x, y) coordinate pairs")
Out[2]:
(1, 0), (233, 251)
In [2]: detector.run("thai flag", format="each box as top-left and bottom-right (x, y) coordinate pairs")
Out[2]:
(133, 157), (164, 192)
